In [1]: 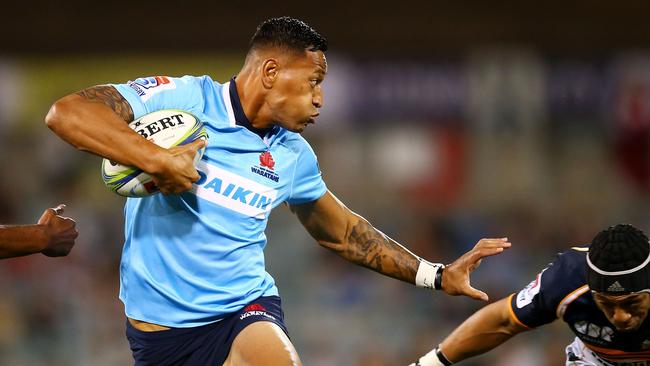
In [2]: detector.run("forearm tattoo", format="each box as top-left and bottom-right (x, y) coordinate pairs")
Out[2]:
(344, 220), (418, 282)
(76, 85), (134, 122)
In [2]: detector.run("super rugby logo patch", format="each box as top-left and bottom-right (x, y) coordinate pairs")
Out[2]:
(239, 303), (276, 321)
(251, 151), (279, 182)
(127, 76), (176, 102)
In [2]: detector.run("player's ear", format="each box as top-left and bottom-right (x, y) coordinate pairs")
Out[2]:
(261, 58), (279, 89)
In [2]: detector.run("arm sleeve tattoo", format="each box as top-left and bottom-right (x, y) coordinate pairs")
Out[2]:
(76, 85), (134, 122)
(341, 220), (418, 282)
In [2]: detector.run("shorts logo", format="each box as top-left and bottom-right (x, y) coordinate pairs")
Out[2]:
(244, 304), (267, 312)
(251, 152), (279, 182)
(127, 76), (176, 102)
(240, 303), (275, 321)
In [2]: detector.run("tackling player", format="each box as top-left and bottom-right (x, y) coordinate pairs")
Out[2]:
(410, 223), (650, 366)
(0, 204), (78, 258)
(45, 17), (510, 366)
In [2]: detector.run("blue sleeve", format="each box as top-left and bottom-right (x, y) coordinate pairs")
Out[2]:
(509, 250), (585, 328)
(111, 75), (206, 120)
(287, 140), (327, 205)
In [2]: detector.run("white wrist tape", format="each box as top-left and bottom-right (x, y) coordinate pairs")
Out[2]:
(417, 348), (447, 366)
(415, 347), (452, 366)
(415, 259), (444, 290)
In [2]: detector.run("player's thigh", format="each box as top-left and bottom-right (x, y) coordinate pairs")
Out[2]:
(223, 321), (301, 366)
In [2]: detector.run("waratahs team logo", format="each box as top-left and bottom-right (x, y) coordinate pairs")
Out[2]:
(251, 151), (279, 182)
(127, 76), (177, 102)
(259, 151), (275, 170)
(244, 304), (267, 312)
(240, 303), (275, 320)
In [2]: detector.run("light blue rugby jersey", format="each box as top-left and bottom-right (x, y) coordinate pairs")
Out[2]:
(112, 75), (327, 327)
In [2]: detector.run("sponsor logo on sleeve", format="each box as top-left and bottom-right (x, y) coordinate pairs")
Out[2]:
(127, 76), (176, 102)
(516, 270), (544, 308)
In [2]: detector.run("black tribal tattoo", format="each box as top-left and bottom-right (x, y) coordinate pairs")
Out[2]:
(344, 220), (418, 282)
(76, 85), (134, 122)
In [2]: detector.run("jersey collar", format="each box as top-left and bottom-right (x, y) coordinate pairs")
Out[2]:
(228, 77), (276, 140)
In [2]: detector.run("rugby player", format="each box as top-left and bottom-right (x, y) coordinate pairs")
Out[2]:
(0, 204), (77, 258)
(45, 17), (510, 366)
(410, 223), (650, 366)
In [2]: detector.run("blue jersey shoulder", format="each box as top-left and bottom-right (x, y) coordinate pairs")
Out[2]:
(113, 74), (215, 119)
(275, 132), (326, 205)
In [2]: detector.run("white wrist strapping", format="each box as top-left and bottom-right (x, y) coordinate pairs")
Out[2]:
(416, 348), (447, 366)
(413, 347), (452, 366)
(415, 259), (444, 290)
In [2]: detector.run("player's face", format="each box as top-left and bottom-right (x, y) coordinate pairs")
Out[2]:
(593, 292), (650, 332)
(267, 50), (326, 133)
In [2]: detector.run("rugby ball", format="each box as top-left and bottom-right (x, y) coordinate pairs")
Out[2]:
(101, 109), (208, 197)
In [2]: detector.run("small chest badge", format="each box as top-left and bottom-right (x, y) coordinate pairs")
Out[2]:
(259, 151), (275, 170)
(252, 151), (279, 182)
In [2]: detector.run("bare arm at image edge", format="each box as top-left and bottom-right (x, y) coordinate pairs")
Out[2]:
(0, 204), (78, 259)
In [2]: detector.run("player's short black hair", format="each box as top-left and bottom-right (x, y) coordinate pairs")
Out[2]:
(590, 224), (649, 272)
(249, 16), (328, 54)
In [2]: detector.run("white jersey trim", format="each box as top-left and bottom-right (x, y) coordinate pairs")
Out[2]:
(222, 81), (236, 127)
(556, 284), (590, 319)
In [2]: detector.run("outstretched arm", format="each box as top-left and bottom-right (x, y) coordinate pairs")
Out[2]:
(45, 86), (205, 194)
(0, 204), (78, 259)
(409, 297), (529, 365)
(291, 191), (511, 300)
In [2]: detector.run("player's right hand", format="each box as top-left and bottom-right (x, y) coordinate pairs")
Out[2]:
(441, 238), (511, 301)
(151, 139), (206, 195)
(38, 204), (79, 257)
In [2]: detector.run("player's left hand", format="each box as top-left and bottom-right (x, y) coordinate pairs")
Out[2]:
(441, 238), (511, 301)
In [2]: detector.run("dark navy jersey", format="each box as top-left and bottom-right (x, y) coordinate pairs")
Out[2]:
(509, 247), (650, 363)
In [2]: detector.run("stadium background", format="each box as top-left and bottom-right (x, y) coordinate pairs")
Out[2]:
(1, 1), (650, 365)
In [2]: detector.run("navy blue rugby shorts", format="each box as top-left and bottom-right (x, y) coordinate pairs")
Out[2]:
(126, 295), (288, 366)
